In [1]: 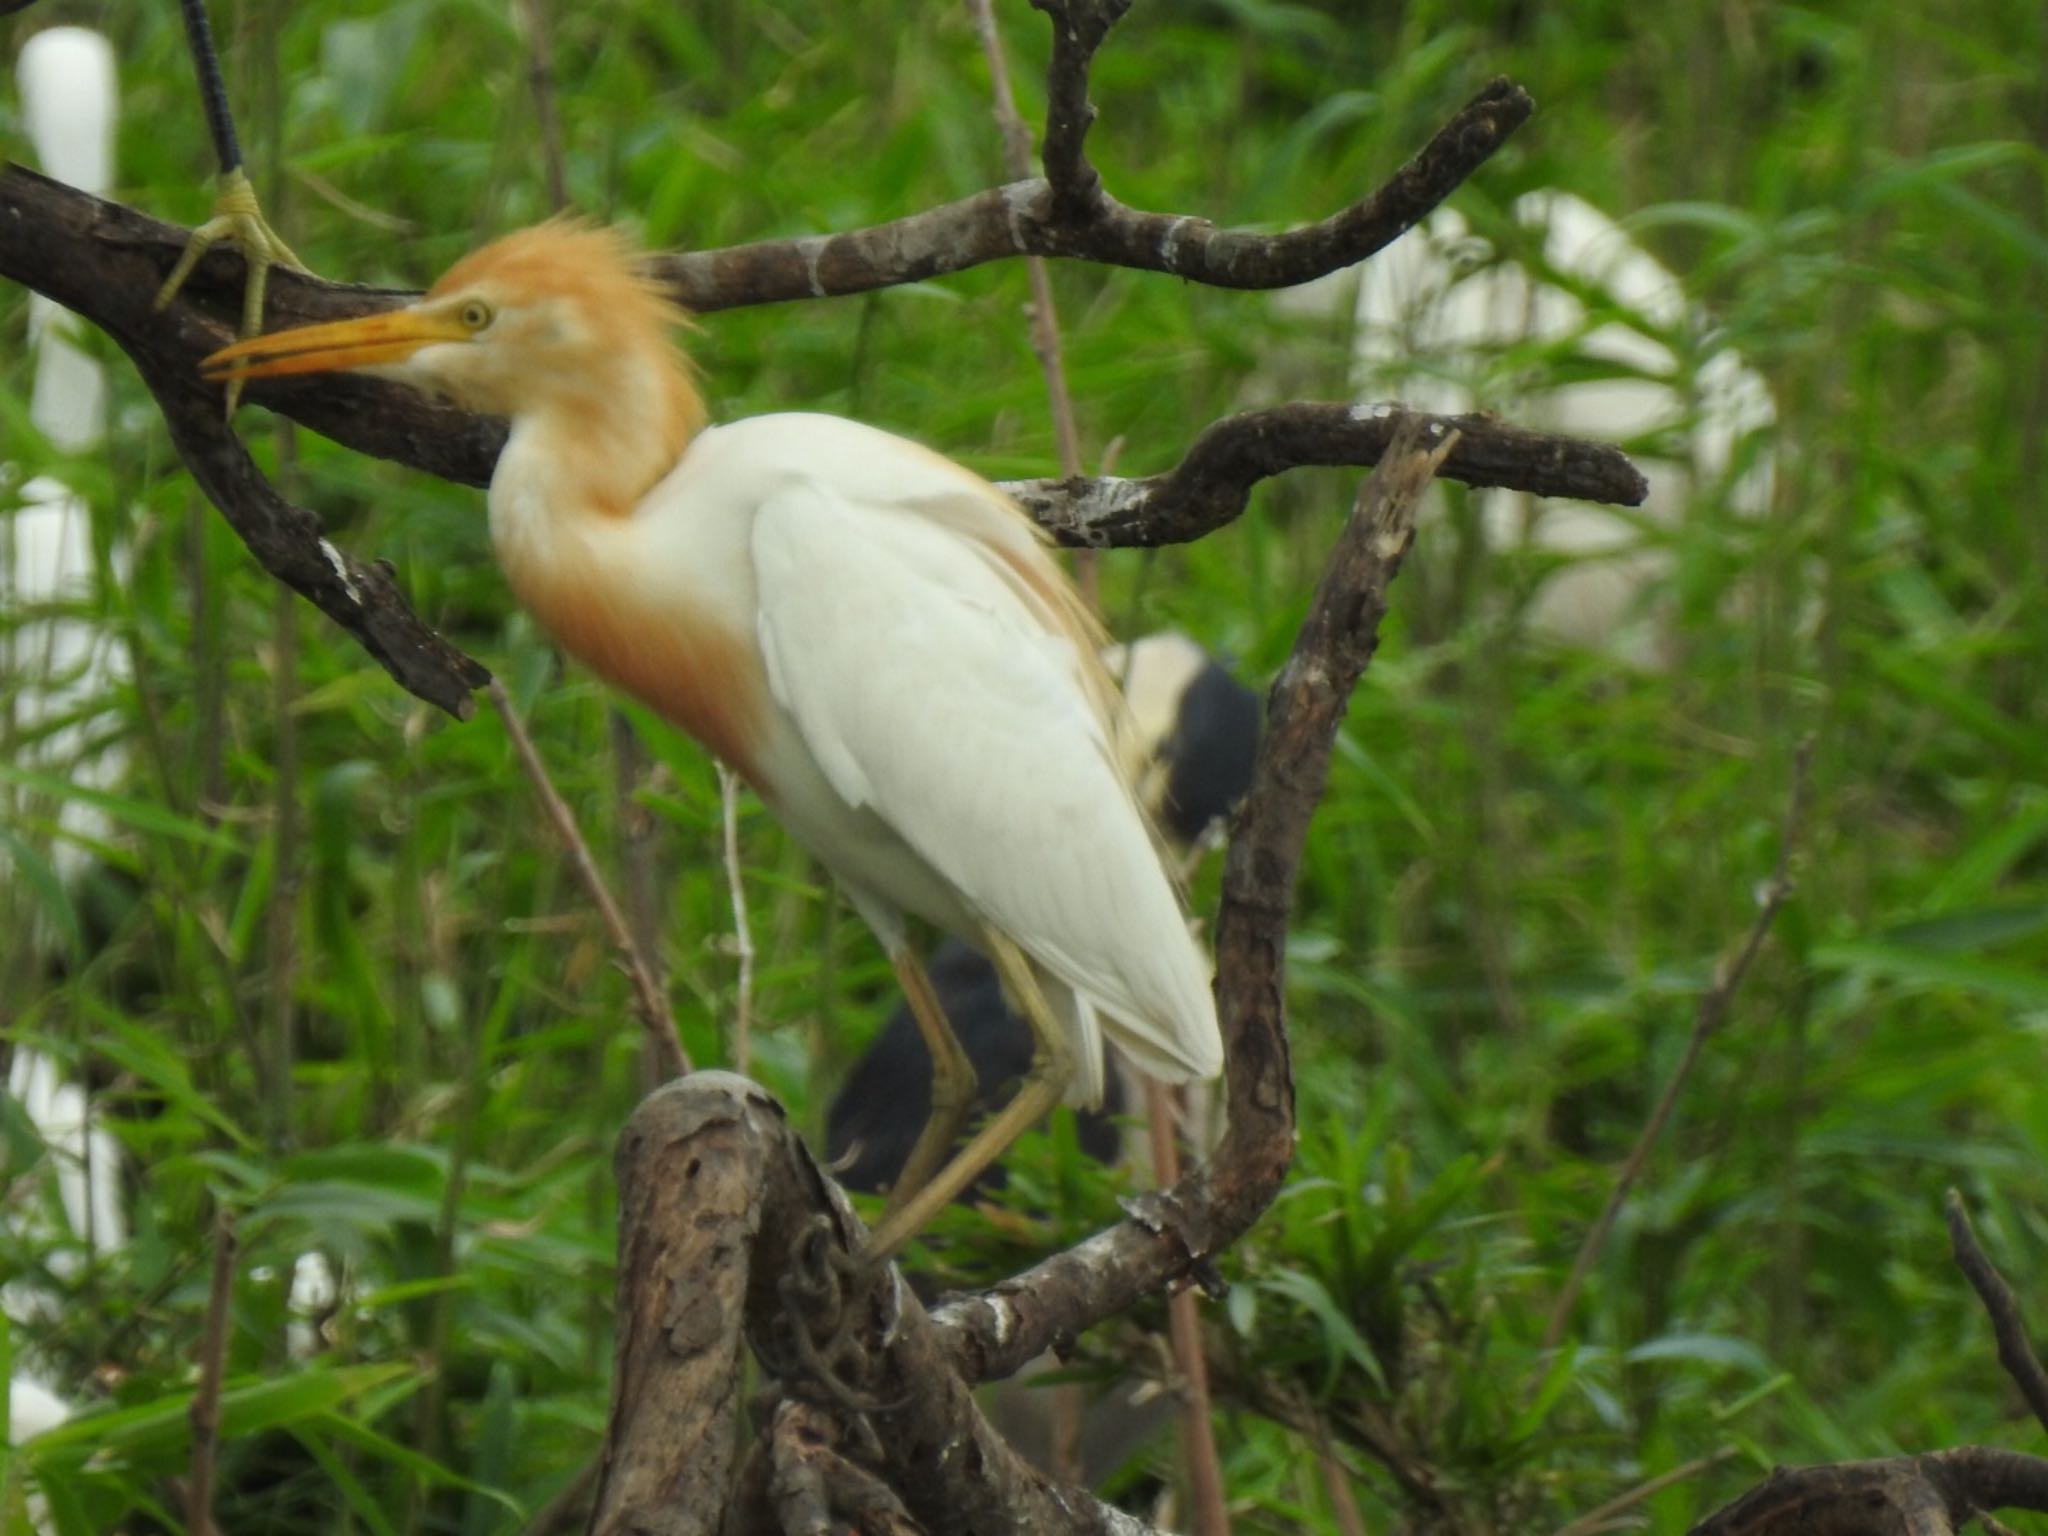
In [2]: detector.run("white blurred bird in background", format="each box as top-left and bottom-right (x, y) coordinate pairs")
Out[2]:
(1277, 189), (1776, 666)
(4, 26), (127, 1505)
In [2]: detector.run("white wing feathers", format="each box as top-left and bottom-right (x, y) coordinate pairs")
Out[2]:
(752, 478), (1222, 1088)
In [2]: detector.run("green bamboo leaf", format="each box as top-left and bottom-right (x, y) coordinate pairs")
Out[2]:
(1815, 941), (2048, 1010)
(0, 765), (241, 851)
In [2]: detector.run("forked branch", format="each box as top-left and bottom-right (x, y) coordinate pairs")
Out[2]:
(1683, 1192), (2048, 1535)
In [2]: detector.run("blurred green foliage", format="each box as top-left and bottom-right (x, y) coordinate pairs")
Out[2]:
(2, 0), (2045, 1531)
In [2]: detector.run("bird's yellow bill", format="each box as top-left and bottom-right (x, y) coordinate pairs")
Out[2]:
(201, 309), (467, 381)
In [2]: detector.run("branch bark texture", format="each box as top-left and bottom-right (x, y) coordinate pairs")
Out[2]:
(1688, 1449), (2048, 1536)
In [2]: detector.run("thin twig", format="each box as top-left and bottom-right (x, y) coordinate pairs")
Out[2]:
(262, 483), (302, 1155)
(968, 0), (1095, 602)
(1946, 1189), (2048, 1439)
(1552, 1447), (1738, 1536)
(609, 713), (670, 1087)
(716, 763), (755, 1077)
(1312, 1430), (1371, 1536)
(487, 678), (689, 1077)
(1146, 1080), (1231, 1536)
(185, 1208), (237, 1536)
(515, 0), (570, 214)
(1541, 735), (1816, 1353)
(976, 12), (1217, 1504)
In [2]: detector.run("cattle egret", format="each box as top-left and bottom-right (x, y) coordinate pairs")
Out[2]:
(202, 221), (1225, 1257)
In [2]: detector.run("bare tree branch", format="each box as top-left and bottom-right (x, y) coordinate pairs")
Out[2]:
(653, 73), (1534, 308)
(1686, 1189), (2048, 1536)
(137, 306), (493, 718)
(1030, 0), (1125, 215)
(1013, 401), (1647, 548)
(588, 1077), (759, 1536)
(1688, 1449), (2048, 1536)
(937, 422), (1457, 1384)
(1, 157), (1640, 721)
(1947, 1189), (2048, 1440)
(184, 1208), (236, 1536)
(487, 680), (691, 1078)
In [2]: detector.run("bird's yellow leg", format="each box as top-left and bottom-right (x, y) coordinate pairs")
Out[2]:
(154, 167), (306, 410)
(865, 931), (1073, 1262)
(883, 947), (981, 1217)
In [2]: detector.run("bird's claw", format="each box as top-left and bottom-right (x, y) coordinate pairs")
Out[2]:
(155, 166), (306, 413)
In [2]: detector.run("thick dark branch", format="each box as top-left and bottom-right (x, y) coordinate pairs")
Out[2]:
(935, 421), (1455, 1384)
(1947, 1190), (2048, 1439)
(588, 1074), (768, 1536)
(1689, 1449), (2048, 1536)
(0, 163), (492, 716)
(1011, 403), (1647, 548)
(3, 74), (1528, 324)
(135, 346), (490, 717)
(659, 76), (1534, 305)
(598, 1074), (1164, 1536)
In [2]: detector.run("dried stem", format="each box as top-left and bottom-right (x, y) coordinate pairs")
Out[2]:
(969, 0), (1096, 601)
(717, 763), (756, 1077)
(1146, 1080), (1231, 1536)
(1312, 1431), (1370, 1536)
(185, 1208), (237, 1536)
(487, 679), (689, 1078)
(980, 1), (1217, 1500)
(1541, 735), (1815, 1354)
(608, 712), (670, 1086)
(261, 480), (302, 1155)
(1946, 1189), (2048, 1438)
(1553, 1447), (1736, 1536)
(515, 0), (569, 214)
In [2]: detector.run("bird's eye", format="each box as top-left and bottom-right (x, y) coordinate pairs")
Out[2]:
(459, 300), (494, 331)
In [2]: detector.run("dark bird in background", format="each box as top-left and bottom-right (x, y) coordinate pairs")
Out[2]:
(827, 633), (1262, 1199)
